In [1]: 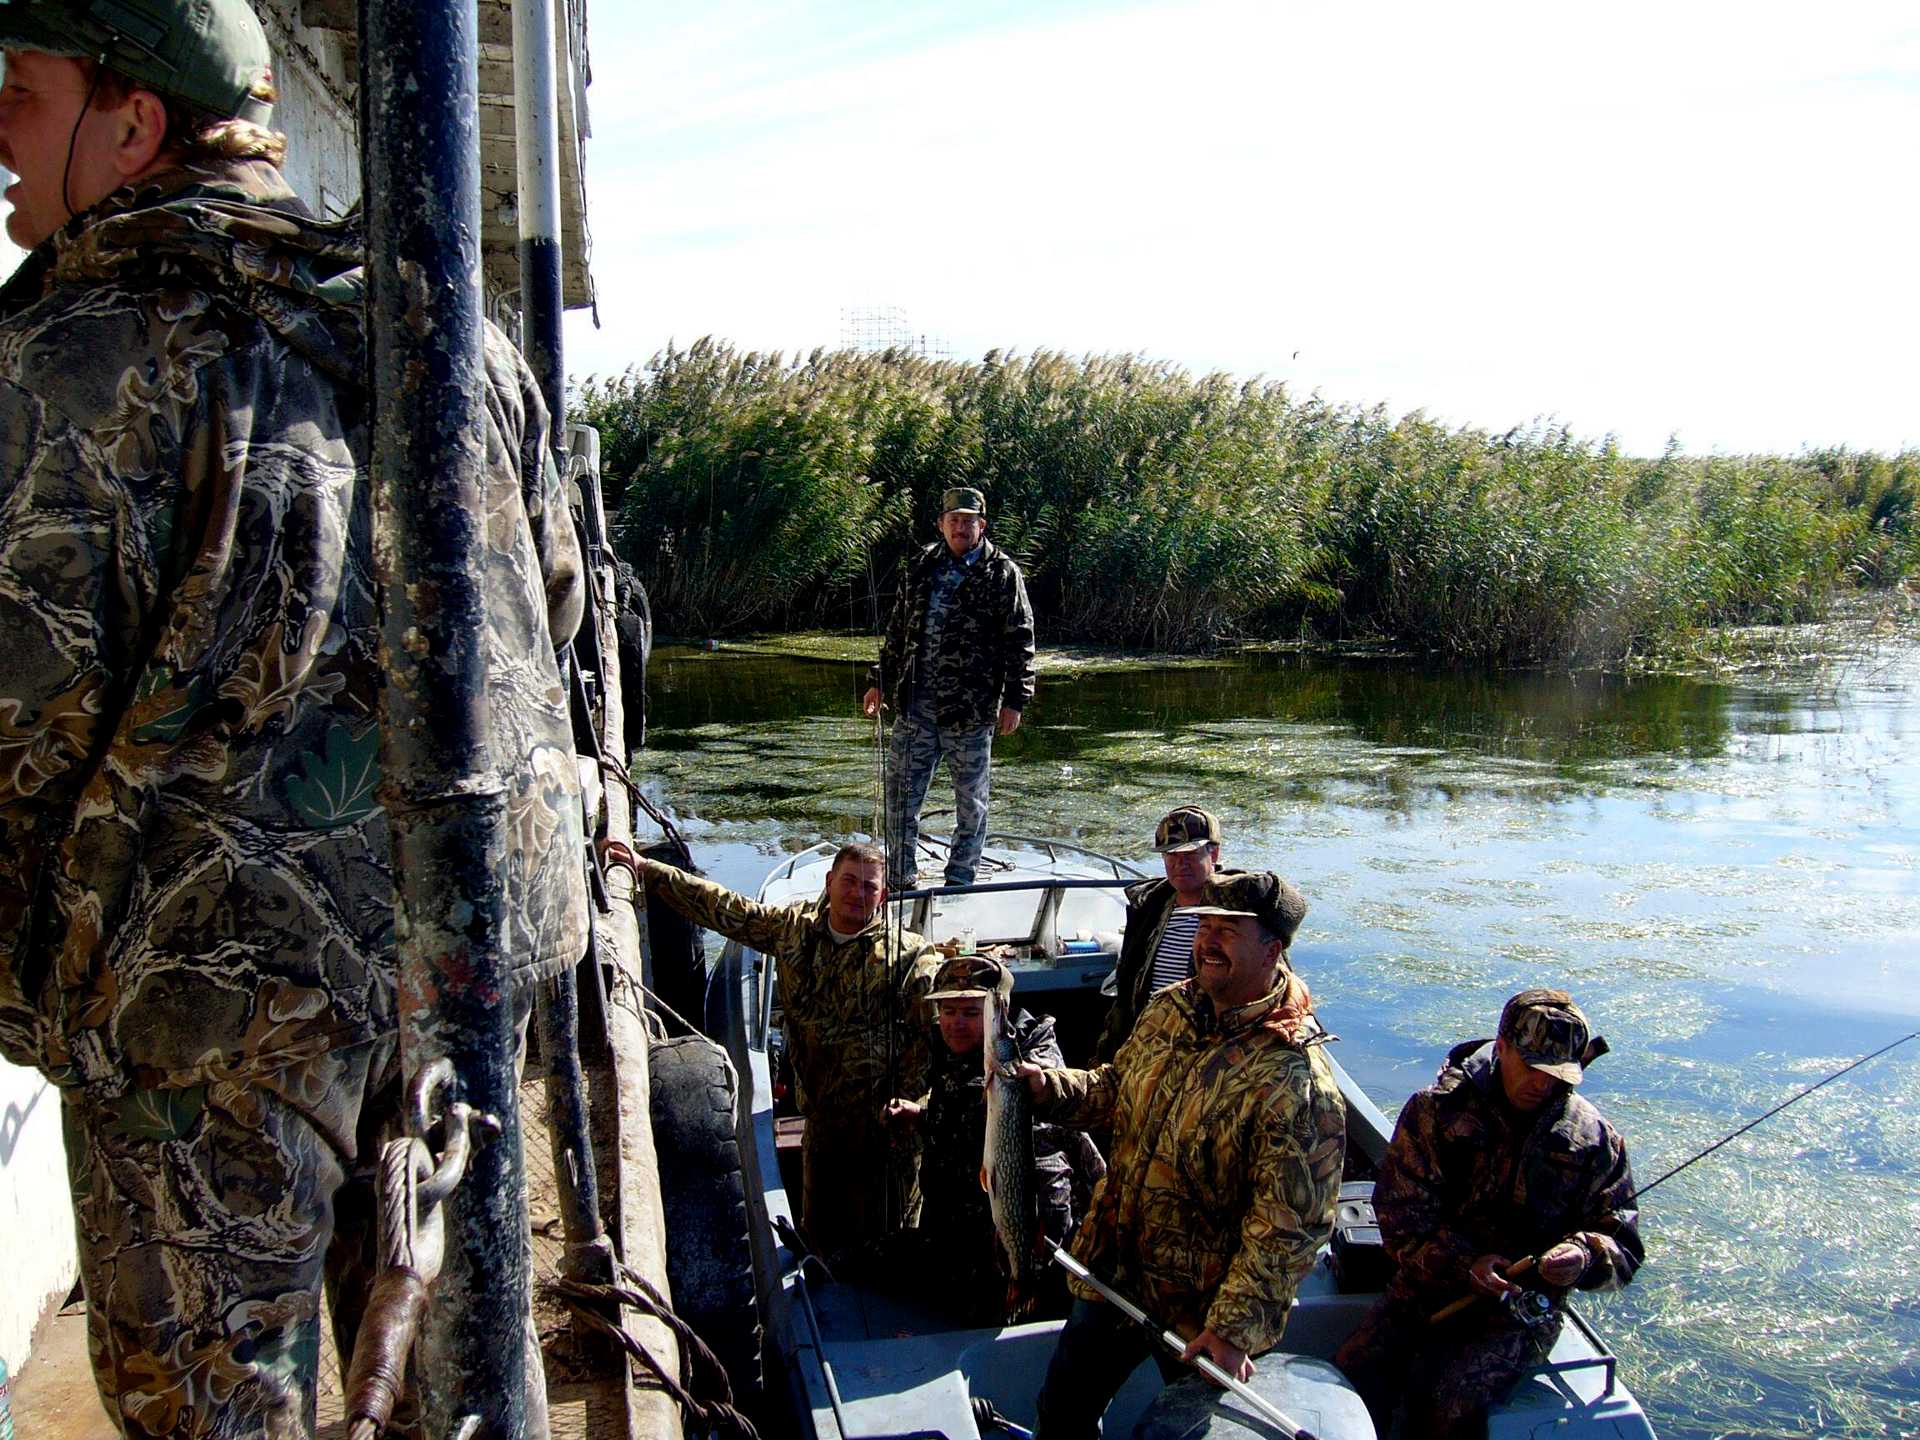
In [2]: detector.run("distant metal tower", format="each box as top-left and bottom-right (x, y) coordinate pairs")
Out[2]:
(841, 305), (953, 359)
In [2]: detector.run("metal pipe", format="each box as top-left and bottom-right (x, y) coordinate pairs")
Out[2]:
(362, 1), (532, 1434)
(511, 0), (566, 448)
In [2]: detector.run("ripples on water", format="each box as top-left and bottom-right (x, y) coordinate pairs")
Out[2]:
(636, 635), (1920, 1440)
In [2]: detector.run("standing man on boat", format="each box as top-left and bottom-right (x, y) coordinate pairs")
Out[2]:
(1095, 805), (1266, 1062)
(628, 842), (943, 1258)
(1016, 875), (1344, 1439)
(0, 3), (589, 1435)
(862, 486), (1036, 892)
(1334, 988), (1643, 1440)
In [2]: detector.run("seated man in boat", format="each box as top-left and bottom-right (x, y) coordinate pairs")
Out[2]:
(1334, 988), (1644, 1440)
(861, 485), (1036, 891)
(629, 842), (942, 1258)
(1015, 875), (1345, 1440)
(0, 3), (589, 1433)
(884, 954), (1093, 1322)
(1095, 805), (1261, 1062)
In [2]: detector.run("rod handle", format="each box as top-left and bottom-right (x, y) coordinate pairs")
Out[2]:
(1430, 1254), (1536, 1324)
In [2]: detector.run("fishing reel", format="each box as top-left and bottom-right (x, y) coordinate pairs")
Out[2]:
(1502, 1286), (1558, 1339)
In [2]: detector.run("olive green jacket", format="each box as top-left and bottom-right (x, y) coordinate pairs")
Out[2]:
(0, 161), (588, 1096)
(1038, 972), (1345, 1354)
(637, 859), (942, 1139)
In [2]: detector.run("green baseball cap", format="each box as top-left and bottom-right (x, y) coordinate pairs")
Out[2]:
(1499, 988), (1593, 1086)
(1177, 871), (1308, 949)
(1153, 805), (1221, 854)
(0, 0), (275, 125)
(940, 486), (987, 517)
(925, 954), (1013, 1003)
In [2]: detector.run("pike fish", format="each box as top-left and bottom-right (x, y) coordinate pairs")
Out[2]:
(981, 990), (1042, 1312)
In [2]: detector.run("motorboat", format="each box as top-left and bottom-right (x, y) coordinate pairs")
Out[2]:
(702, 834), (1659, 1440)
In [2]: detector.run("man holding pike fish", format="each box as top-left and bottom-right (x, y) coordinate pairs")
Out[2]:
(1016, 873), (1345, 1440)
(885, 953), (1091, 1322)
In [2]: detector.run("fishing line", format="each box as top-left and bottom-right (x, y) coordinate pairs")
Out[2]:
(1628, 1029), (1919, 1204)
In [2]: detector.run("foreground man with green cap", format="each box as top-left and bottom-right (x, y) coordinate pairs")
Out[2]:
(863, 485), (1036, 891)
(0, 3), (588, 1434)
(1334, 988), (1645, 1440)
(1014, 873), (1344, 1440)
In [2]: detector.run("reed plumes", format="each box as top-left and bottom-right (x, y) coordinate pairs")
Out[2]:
(572, 341), (1915, 665)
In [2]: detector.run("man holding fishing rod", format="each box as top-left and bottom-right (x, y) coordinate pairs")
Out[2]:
(862, 485), (1036, 892)
(628, 842), (943, 1258)
(1334, 988), (1644, 1440)
(1012, 873), (1345, 1440)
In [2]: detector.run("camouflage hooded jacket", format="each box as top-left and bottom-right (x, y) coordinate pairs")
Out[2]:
(870, 539), (1036, 731)
(1037, 972), (1345, 1354)
(636, 859), (942, 1139)
(0, 161), (588, 1097)
(1374, 1038), (1643, 1301)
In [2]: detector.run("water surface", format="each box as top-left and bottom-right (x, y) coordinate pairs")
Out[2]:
(636, 637), (1920, 1440)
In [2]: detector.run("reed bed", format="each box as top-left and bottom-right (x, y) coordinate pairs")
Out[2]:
(574, 340), (1915, 666)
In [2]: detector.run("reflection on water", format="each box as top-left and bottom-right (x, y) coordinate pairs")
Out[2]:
(636, 639), (1920, 1440)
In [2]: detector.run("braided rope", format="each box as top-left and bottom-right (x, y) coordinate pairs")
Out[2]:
(548, 1263), (761, 1440)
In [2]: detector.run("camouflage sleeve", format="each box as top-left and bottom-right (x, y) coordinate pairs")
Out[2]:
(634, 856), (810, 956)
(1572, 1126), (1644, 1293)
(1036, 1061), (1120, 1131)
(1204, 1055), (1346, 1354)
(1001, 563), (1036, 712)
(482, 326), (584, 647)
(1373, 1090), (1480, 1293)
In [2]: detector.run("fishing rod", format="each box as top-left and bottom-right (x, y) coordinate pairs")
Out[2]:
(1430, 1028), (1920, 1324)
(1048, 1245), (1322, 1440)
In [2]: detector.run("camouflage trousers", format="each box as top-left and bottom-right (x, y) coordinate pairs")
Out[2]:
(1334, 1285), (1558, 1440)
(61, 1026), (546, 1439)
(885, 711), (995, 889)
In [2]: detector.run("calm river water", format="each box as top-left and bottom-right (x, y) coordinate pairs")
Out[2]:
(634, 634), (1920, 1440)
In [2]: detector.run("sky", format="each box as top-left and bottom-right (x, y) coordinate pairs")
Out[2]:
(561, 0), (1920, 458)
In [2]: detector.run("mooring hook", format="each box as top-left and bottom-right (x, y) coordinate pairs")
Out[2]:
(598, 835), (644, 887)
(405, 1055), (457, 1141)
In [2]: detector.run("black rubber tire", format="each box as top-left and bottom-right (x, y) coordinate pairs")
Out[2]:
(647, 1031), (763, 1405)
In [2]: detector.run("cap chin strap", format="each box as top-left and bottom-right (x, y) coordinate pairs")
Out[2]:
(58, 52), (109, 228)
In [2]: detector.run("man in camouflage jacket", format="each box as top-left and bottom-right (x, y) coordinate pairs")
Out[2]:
(0, 6), (586, 1434)
(630, 843), (942, 1258)
(1335, 988), (1643, 1440)
(862, 486), (1035, 890)
(1020, 875), (1345, 1440)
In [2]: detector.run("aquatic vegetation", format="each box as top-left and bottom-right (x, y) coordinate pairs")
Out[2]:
(575, 341), (1917, 667)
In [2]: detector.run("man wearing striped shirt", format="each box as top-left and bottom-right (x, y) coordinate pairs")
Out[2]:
(1096, 807), (1305, 1062)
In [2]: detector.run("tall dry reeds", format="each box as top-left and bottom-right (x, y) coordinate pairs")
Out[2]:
(571, 341), (1915, 665)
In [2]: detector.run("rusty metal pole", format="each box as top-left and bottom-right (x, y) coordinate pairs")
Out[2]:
(363, 0), (533, 1434)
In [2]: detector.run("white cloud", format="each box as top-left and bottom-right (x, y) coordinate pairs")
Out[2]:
(565, 0), (1920, 455)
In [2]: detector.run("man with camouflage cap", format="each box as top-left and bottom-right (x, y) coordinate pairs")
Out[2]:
(1335, 988), (1644, 1440)
(863, 486), (1036, 891)
(629, 842), (942, 1258)
(1095, 805), (1286, 1062)
(883, 953), (1088, 1322)
(0, 3), (587, 1434)
(1016, 873), (1345, 1440)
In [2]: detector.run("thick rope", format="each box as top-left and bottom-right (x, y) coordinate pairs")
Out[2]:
(549, 1263), (761, 1440)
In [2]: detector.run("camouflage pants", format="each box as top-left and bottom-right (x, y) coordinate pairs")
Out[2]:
(62, 1026), (546, 1440)
(1334, 1287), (1557, 1440)
(885, 711), (995, 889)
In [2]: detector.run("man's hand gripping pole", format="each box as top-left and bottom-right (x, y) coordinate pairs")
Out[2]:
(1046, 1244), (1321, 1440)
